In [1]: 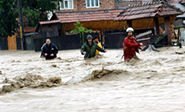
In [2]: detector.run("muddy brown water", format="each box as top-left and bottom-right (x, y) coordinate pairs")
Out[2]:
(0, 47), (185, 112)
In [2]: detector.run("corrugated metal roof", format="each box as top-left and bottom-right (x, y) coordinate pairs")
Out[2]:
(115, 2), (183, 21)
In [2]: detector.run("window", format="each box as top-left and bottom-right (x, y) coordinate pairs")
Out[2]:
(60, 0), (73, 10)
(86, 0), (99, 8)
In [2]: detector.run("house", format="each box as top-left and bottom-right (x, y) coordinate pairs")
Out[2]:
(33, 0), (184, 50)
(40, 0), (184, 35)
(36, 20), (62, 37)
(38, 0), (124, 36)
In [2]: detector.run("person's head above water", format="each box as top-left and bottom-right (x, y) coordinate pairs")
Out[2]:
(94, 36), (99, 43)
(126, 27), (134, 38)
(86, 35), (93, 44)
(46, 39), (51, 45)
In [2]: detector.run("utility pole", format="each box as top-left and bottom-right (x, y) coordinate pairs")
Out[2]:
(18, 0), (24, 50)
(58, 0), (60, 10)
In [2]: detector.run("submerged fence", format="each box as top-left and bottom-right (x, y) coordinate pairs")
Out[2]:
(32, 34), (81, 51)
(1, 29), (168, 51)
(0, 37), (8, 50)
(27, 33), (100, 51)
(105, 32), (126, 49)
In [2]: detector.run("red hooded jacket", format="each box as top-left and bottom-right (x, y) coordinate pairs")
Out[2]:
(123, 36), (141, 60)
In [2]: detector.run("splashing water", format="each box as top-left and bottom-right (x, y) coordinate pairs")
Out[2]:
(0, 47), (185, 112)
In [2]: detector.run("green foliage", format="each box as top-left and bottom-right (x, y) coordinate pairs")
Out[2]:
(22, 7), (41, 27)
(0, 1), (2, 11)
(0, 0), (62, 37)
(0, 0), (18, 37)
(22, 0), (63, 27)
(71, 21), (93, 44)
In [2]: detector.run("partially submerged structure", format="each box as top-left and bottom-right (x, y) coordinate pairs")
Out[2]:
(115, 2), (184, 45)
(34, 1), (184, 50)
(170, 2), (185, 44)
(50, 9), (124, 34)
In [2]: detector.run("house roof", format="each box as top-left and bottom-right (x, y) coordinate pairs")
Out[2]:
(39, 20), (61, 25)
(53, 9), (123, 23)
(168, 0), (182, 3)
(17, 27), (37, 33)
(115, 2), (184, 21)
(170, 3), (185, 18)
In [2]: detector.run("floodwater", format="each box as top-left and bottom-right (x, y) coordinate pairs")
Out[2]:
(0, 47), (185, 112)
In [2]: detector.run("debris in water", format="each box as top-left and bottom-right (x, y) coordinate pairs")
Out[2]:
(1, 85), (14, 93)
(57, 57), (62, 60)
(82, 67), (123, 81)
(175, 52), (184, 54)
(0, 74), (62, 94)
(52, 64), (57, 67)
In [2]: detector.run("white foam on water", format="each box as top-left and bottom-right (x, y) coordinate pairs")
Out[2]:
(0, 47), (185, 112)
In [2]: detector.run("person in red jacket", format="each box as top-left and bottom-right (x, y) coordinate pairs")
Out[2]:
(123, 27), (143, 61)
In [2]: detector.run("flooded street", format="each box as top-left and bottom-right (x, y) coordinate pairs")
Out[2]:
(0, 47), (185, 112)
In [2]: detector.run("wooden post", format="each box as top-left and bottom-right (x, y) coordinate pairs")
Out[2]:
(58, 23), (62, 36)
(164, 17), (172, 45)
(18, 0), (24, 50)
(154, 17), (160, 35)
(127, 20), (132, 27)
(177, 27), (180, 43)
(102, 31), (105, 47)
(58, 0), (60, 10)
(99, 31), (102, 43)
(40, 25), (43, 34)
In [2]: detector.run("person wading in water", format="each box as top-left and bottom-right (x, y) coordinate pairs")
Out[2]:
(122, 27), (143, 61)
(41, 39), (58, 60)
(94, 36), (103, 55)
(81, 35), (107, 59)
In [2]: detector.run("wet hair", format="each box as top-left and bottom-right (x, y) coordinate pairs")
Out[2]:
(93, 36), (99, 40)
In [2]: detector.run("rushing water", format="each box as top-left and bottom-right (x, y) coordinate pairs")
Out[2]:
(0, 47), (185, 112)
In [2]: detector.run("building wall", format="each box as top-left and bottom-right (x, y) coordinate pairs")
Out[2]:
(41, 24), (58, 32)
(41, 24), (59, 37)
(59, 0), (115, 12)
(58, 0), (181, 12)
(115, 1), (141, 9)
(58, 0), (78, 12)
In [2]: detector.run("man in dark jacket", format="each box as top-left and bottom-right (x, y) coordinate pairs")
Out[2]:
(81, 35), (107, 59)
(42, 39), (58, 60)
